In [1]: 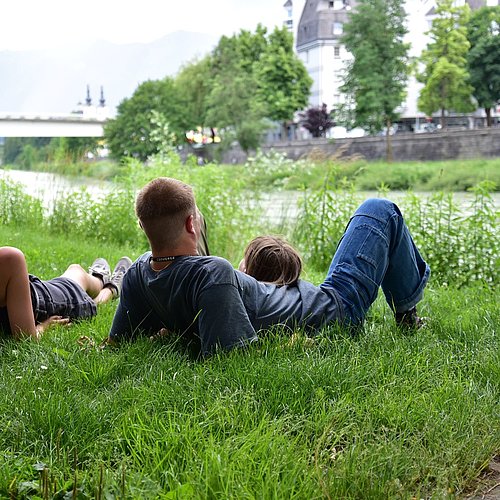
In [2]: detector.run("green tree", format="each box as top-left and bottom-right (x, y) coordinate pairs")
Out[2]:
(175, 55), (213, 133)
(149, 110), (177, 162)
(340, 0), (410, 162)
(255, 27), (312, 137)
(206, 68), (269, 152)
(3, 138), (25, 164)
(55, 137), (99, 162)
(210, 25), (268, 76)
(417, 0), (475, 129)
(2, 138), (51, 166)
(18, 143), (37, 169)
(467, 6), (500, 127)
(104, 78), (183, 161)
(206, 26), (270, 151)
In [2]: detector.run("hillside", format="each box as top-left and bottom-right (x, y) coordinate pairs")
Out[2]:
(0, 31), (219, 115)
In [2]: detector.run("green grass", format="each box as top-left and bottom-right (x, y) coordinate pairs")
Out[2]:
(235, 152), (500, 192)
(0, 226), (499, 498)
(351, 158), (500, 192)
(0, 157), (498, 498)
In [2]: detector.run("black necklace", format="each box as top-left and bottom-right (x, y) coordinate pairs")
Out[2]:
(150, 255), (179, 263)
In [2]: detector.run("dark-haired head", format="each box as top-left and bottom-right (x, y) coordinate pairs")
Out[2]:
(136, 177), (197, 251)
(241, 236), (302, 286)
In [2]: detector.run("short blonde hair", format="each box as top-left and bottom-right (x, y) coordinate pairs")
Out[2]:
(136, 177), (196, 249)
(243, 236), (302, 286)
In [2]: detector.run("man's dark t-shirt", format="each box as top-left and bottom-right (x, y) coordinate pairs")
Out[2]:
(109, 253), (344, 355)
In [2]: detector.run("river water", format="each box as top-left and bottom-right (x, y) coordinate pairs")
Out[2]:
(1, 168), (499, 223)
(0, 168), (111, 211)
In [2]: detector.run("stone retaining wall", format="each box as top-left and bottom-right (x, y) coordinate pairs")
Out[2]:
(218, 127), (500, 164)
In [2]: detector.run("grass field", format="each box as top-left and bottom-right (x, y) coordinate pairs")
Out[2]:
(0, 155), (498, 498)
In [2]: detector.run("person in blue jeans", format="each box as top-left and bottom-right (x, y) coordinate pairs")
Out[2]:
(108, 177), (430, 356)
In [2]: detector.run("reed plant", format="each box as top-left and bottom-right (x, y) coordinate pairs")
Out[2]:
(11, 154), (265, 263)
(292, 183), (498, 289)
(403, 181), (498, 287)
(0, 177), (44, 228)
(1, 158), (498, 285)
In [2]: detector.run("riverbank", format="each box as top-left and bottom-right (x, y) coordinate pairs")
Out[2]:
(2, 154), (499, 193)
(2, 168), (499, 229)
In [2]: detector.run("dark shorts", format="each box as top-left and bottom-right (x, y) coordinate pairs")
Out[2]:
(1, 275), (96, 336)
(30, 275), (97, 323)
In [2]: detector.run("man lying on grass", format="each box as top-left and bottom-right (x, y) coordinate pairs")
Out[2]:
(107, 177), (430, 356)
(0, 247), (132, 339)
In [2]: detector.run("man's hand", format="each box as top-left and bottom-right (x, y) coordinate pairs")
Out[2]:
(99, 336), (118, 349)
(149, 328), (172, 341)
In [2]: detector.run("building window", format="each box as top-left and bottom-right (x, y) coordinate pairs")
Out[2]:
(334, 94), (341, 104)
(333, 22), (343, 35)
(334, 46), (340, 58)
(329, 1), (334, 7)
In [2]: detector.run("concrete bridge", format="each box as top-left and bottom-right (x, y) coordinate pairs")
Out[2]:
(0, 114), (107, 137)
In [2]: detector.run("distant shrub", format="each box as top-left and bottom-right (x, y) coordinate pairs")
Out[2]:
(403, 181), (498, 287)
(0, 178), (44, 228)
(244, 149), (313, 189)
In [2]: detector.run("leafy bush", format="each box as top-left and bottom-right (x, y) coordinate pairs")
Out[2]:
(293, 164), (360, 270)
(402, 181), (498, 287)
(0, 178), (44, 228)
(244, 149), (313, 189)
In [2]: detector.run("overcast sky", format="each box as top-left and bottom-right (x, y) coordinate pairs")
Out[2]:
(0, 0), (291, 51)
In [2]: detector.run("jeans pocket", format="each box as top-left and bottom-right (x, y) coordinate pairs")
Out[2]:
(356, 224), (389, 269)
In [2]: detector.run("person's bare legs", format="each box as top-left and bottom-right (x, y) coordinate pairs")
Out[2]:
(94, 288), (113, 304)
(61, 264), (113, 305)
(0, 247), (37, 338)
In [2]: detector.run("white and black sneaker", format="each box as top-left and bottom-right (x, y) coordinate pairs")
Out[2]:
(105, 257), (133, 298)
(89, 258), (111, 286)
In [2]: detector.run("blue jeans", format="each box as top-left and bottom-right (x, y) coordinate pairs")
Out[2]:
(320, 199), (430, 325)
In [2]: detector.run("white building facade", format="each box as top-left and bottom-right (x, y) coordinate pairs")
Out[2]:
(285, 0), (499, 136)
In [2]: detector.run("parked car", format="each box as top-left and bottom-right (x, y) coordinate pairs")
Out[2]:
(415, 123), (441, 133)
